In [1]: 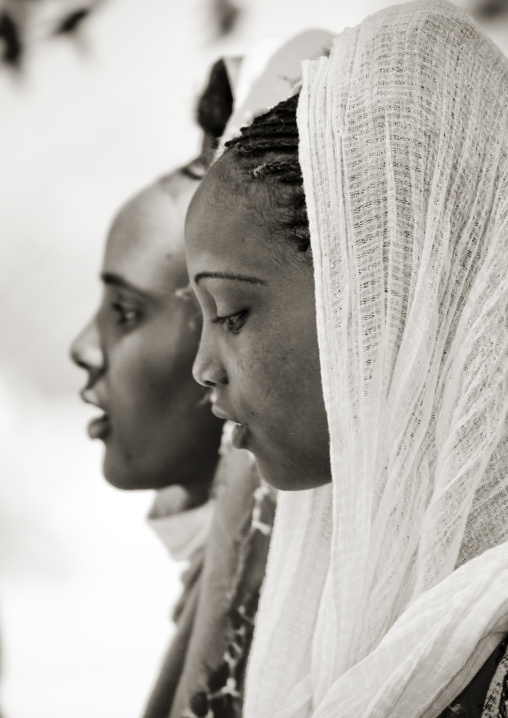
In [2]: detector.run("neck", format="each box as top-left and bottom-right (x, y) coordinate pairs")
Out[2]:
(163, 456), (219, 510)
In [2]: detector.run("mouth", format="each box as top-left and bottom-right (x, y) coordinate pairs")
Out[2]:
(87, 412), (111, 441)
(211, 403), (251, 450)
(80, 388), (111, 441)
(210, 403), (232, 422)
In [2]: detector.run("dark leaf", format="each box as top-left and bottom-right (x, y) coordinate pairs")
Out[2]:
(54, 8), (91, 36)
(212, 0), (241, 39)
(0, 11), (22, 67)
(476, 0), (508, 17)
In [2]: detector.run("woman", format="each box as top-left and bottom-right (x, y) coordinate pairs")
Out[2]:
(168, 33), (333, 718)
(185, 1), (508, 716)
(70, 59), (233, 718)
(69, 159), (262, 718)
(70, 166), (223, 497)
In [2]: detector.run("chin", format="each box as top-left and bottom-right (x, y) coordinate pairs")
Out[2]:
(254, 455), (298, 491)
(255, 452), (331, 492)
(102, 452), (155, 491)
(102, 467), (141, 491)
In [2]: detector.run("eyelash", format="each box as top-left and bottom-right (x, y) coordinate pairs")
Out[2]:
(112, 301), (140, 327)
(212, 310), (247, 334)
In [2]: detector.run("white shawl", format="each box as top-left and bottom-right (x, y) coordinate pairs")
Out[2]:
(244, 2), (508, 717)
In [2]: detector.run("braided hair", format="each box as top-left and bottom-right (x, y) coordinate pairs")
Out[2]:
(221, 92), (311, 253)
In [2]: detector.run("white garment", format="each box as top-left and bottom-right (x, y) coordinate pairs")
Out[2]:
(222, 30), (334, 146)
(147, 486), (214, 563)
(245, 2), (508, 717)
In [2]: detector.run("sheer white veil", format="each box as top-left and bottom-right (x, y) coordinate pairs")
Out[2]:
(244, 2), (508, 717)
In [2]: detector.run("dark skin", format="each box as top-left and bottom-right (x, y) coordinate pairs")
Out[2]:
(71, 173), (222, 501)
(185, 156), (331, 492)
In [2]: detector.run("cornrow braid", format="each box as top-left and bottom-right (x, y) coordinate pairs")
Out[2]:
(222, 93), (311, 253)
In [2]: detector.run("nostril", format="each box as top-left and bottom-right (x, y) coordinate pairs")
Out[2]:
(192, 340), (228, 387)
(69, 342), (83, 367)
(72, 355), (87, 370)
(69, 318), (104, 370)
(70, 339), (104, 373)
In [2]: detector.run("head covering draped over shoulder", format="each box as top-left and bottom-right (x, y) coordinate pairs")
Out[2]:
(245, 2), (508, 717)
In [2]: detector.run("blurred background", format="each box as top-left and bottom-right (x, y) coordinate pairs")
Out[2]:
(0, 0), (506, 716)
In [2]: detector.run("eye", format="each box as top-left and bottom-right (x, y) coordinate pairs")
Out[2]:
(213, 310), (248, 334)
(111, 301), (141, 328)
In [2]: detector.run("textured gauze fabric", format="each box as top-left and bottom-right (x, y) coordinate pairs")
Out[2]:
(244, 2), (508, 717)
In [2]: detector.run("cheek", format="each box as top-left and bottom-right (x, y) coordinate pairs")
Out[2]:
(247, 307), (324, 433)
(109, 324), (200, 423)
(232, 327), (317, 418)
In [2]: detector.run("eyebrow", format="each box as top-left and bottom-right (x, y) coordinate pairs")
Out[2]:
(100, 272), (152, 298)
(194, 271), (267, 286)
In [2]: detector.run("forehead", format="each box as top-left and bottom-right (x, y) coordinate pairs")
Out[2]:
(104, 183), (192, 293)
(185, 159), (284, 279)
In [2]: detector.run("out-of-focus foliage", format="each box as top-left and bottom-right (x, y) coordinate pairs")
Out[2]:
(0, 0), (242, 69)
(0, 0), (103, 68)
(211, 0), (241, 39)
(476, 0), (508, 17)
(0, 9), (20, 65)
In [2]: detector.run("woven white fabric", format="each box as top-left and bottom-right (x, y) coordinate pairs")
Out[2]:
(222, 30), (334, 146)
(244, 2), (508, 717)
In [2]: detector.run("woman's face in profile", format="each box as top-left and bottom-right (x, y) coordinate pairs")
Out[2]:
(71, 178), (222, 492)
(186, 159), (331, 491)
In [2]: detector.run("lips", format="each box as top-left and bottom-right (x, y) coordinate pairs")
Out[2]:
(80, 388), (111, 441)
(88, 413), (111, 440)
(210, 403), (232, 421)
(210, 403), (251, 450)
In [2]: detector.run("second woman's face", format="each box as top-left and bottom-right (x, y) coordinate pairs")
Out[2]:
(186, 160), (331, 491)
(70, 179), (222, 493)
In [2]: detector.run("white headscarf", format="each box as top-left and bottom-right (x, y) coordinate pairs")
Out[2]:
(222, 29), (334, 144)
(244, 2), (508, 717)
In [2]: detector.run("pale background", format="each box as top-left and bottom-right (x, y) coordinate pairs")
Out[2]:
(0, 1), (506, 716)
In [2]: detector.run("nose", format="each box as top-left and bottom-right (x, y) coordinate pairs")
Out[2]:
(69, 317), (105, 377)
(192, 326), (227, 387)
